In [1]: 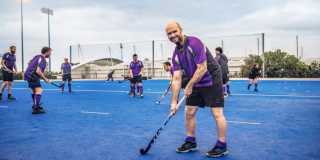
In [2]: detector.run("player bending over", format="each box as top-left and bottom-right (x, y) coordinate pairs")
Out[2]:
(24, 47), (52, 114)
(106, 70), (115, 82)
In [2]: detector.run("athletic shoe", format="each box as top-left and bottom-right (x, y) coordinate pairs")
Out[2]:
(227, 91), (231, 94)
(140, 94), (144, 98)
(136, 92), (140, 95)
(32, 108), (45, 114)
(61, 91), (64, 93)
(176, 141), (198, 153)
(247, 85), (250, 90)
(7, 96), (17, 100)
(131, 93), (135, 98)
(0, 96), (3, 101)
(224, 94), (228, 99)
(32, 105), (44, 110)
(32, 103), (44, 109)
(206, 146), (228, 157)
(254, 89), (258, 92)
(69, 90), (74, 93)
(127, 91), (132, 94)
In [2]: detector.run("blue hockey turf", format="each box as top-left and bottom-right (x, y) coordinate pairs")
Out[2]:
(0, 80), (319, 160)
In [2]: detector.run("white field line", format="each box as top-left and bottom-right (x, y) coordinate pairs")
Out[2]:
(0, 106), (9, 108)
(226, 121), (260, 125)
(11, 88), (320, 98)
(81, 111), (109, 115)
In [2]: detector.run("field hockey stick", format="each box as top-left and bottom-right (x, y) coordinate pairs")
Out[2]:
(140, 96), (186, 154)
(119, 75), (141, 83)
(156, 85), (172, 104)
(119, 77), (131, 83)
(51, 82), (62, 88)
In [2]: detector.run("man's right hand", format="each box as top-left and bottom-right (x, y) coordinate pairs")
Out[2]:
(171, 103), (178, 115)
(44, 78), (50, 84)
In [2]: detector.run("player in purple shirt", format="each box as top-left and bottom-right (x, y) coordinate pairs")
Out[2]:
(61, 58), (80, 93)
(166, 22), (228, 157)
(24, 47), (52, 114)
(163, 62), (190, 91)
(129, 54), (144, 98)
(0, 46), (18, 101)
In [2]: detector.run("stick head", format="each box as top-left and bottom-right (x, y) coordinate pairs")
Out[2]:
(140, 148), (147, 154)
(156, 101), (160, 104)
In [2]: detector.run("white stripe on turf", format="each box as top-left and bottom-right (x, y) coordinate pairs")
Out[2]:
(81, 111), (109, 115)
(0, 106), (9, 108)
(11, 88), (320, 97)
(226, 121), (260, 125)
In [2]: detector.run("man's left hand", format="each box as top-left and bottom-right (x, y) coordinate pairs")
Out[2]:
(184, 86), (193, 98)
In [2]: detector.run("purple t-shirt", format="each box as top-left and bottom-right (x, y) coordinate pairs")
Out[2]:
(172, 36), (214, 87)
(2, 52), (16, 72)
(61, 63), (74, 74)
(24, 55), (46, 81)
(130, 60), (144, 76)
(170, 67), (174, 76)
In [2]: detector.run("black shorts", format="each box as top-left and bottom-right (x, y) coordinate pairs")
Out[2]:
(63, 74), (72, 81)
(222, 78), (227, 85)
(2, 70), (14, 82)
(186, 82), (224, 108)
(181, 77), (190, 89)
(130, 75), (142, 84)
(248, 76), (257, 79)
(28, 80), (41, 89)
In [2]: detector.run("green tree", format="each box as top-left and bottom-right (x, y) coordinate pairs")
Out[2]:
(310, 61), (320, 78)
(263, 49), (309, 77)
(240, 50), (312, 78)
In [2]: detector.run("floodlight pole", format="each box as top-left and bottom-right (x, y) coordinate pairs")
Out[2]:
(48, 11), (51, 71)
(152, 40), (155, 77)
(21, 0), (24, 72)
(296, 36), (299, 58)
(262, 33), (265, 78)
(257, 38), (259, 56)
(41, 7), (53, 72)
(221, 40), (224, 52)
(120, 43), (123, 61)
(69, 46), (72, 62)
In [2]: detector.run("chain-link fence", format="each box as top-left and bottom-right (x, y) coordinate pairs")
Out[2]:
(68, 33), (268, 79)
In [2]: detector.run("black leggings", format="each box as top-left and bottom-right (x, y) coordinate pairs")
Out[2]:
(107, 76), (113, 81)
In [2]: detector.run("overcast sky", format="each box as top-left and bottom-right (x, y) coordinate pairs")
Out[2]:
(0, 0), (319, 71)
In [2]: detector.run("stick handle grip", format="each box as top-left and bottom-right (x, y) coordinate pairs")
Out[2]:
(168, 96), (186, 118)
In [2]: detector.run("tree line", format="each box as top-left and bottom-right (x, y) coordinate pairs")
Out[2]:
(238, 49), (320, 78)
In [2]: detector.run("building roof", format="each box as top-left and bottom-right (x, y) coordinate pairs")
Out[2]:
(73, 58), (123, 69)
